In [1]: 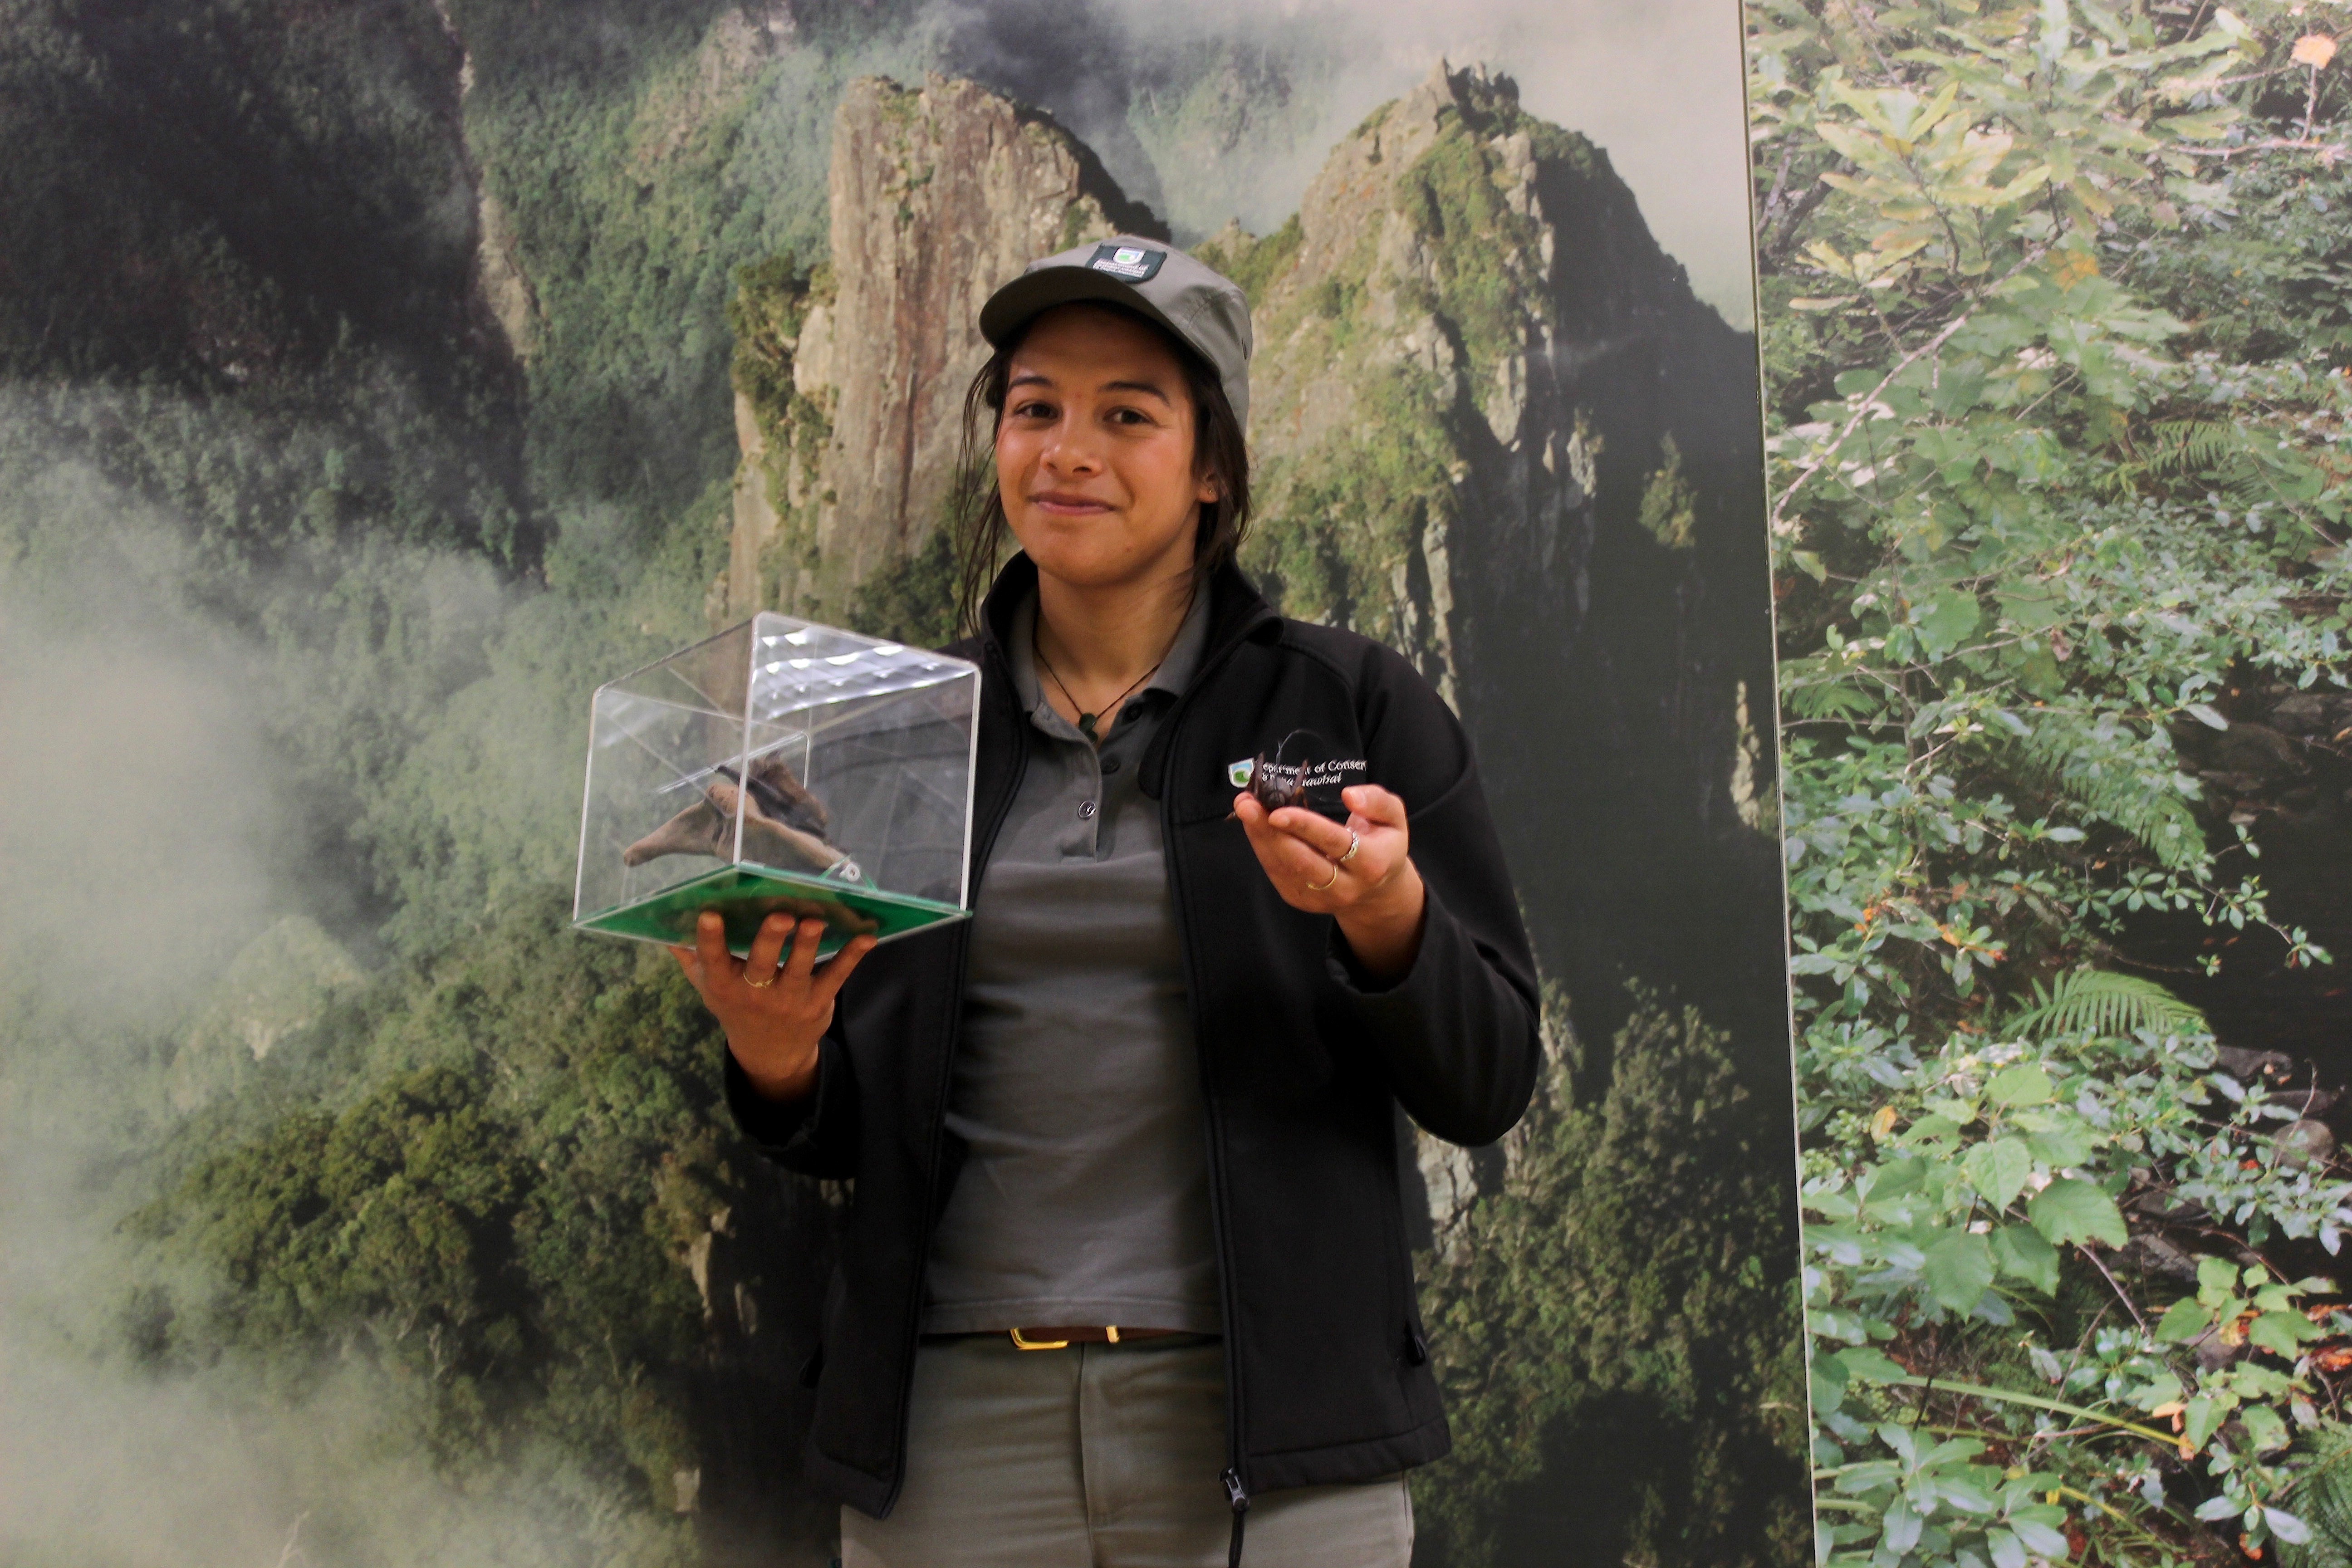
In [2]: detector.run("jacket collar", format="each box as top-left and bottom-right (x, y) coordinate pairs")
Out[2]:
(976, 551), (1279, 695)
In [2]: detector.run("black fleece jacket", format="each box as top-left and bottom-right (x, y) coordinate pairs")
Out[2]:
(723, 554), (1542, 1524)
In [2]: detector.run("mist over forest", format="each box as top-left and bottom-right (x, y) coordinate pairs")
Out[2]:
(0, 2), (1799, 1565)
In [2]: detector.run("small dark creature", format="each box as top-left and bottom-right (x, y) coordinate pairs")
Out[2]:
(623, 751), (864, 881)
(1230, 729), (1324, 818)
(1243, 755), (1311, 813)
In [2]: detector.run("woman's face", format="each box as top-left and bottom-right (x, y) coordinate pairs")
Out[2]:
(995, 303), (1218, 595)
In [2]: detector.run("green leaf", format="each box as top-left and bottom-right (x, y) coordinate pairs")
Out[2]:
(1992, 1224), (2061, 1295)
(1964, 1137), (2035, 1209)
(1903, 1113), (1968, 1144)
(2269, 1507), (2313, 1545)
(1985, 1064), (2055, 1107)
(2249, 1311), (2320, 1357)
(2242, 1404), (2290, 1453)
(1811, 1364), (1848, 1414)
(1992, 586), (2065, 634)
(2154, 1297), (2211, 1343)
(1939, 1475), (1999, 1514)
(2185, 702), (2229, 730)
(2022, 1122), (2094, 1170)
(1883, 1497), (1924, 1553)
(2028, 1178), (2127, 1249)
(2183, 1394), (2223, 1450)
(2010, 1518), (2071, 1558)
(1922, 1229), (1998, 1312)
(1917, 590), (1983, 652)
(1833, 367), (1886, 397)
(2157, 109), (2238, 141)
(1839, 1347), (1911, 1384)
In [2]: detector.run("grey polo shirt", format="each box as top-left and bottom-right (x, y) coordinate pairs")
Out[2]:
(920, 587), (1223, 1335)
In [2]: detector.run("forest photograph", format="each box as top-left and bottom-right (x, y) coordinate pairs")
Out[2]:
(1759, 1), (2352, 1565)
(0, 1), (1803, 1565)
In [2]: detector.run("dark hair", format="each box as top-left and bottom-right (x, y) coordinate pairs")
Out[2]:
(950, 300), (1252, 637)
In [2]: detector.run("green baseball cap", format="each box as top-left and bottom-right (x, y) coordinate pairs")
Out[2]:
(978, 236), (1254, 429)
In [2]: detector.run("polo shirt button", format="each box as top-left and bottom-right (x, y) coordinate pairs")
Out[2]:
(1078, 800), (1098, 820)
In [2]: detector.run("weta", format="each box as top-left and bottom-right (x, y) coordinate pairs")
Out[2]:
(623, 750), (864, 882)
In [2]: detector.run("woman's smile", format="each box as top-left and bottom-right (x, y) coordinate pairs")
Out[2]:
(1028, 488), (1117, 516)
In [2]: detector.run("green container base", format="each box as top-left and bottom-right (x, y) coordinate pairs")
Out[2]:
(575, 864), (968, 960)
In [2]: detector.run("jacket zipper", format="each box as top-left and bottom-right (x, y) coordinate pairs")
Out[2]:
(1154, 615), (1274, 1563)
(1223, 1465), (1251, 1567)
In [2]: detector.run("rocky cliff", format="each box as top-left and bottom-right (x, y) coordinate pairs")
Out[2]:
(722, 74), (1164, 625)
(1203, 63), (1783, 1086)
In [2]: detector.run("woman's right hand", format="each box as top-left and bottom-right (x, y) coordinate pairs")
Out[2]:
(669, 911), (877, 1102)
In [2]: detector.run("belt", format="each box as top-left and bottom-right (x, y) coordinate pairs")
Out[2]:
(1007, 1325), (1186, 1349)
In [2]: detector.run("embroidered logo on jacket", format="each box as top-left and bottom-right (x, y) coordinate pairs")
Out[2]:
(1225, 730), (1367, 814)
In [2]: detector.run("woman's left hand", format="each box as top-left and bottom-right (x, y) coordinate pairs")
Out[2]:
(1233, 782), (1427, 982)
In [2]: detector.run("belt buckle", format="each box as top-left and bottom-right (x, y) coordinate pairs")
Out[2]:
(1008, 1326), (1119, 1350)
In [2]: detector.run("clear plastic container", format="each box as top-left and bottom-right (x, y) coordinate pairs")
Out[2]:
(573, 615), (979, 959)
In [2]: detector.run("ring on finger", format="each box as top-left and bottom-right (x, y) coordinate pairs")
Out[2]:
(743, 964), (779, 989)
(1337, 830), (1360, 865)
(1309, 861), (1340, 893)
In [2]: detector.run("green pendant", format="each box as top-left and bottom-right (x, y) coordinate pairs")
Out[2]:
(1078, 712), (1098, 740)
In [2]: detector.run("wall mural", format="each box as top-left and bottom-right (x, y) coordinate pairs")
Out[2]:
(0, 2), (1803, 1564)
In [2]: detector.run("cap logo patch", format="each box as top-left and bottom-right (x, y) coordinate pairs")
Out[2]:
(1088, 243), (1166, 282)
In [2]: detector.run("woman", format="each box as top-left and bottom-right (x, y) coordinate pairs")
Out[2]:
(671, 237), (1541, 1567)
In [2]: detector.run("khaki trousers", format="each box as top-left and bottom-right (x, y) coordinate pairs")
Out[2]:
(840, 1333), (1413, 1568)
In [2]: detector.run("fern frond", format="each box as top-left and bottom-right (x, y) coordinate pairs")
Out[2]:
(2143, 418), (2246, 475)
(2105, 419), (2281, 503)
(1786, 681), (1881, 722)
(2280, 1428), (2352, 1568)
(2015, 718), (2207, 870)
(2008, 969), (2207, 1040)
(2224, 466), (2279, 508)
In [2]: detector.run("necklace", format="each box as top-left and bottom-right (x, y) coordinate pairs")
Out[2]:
(1033, 602), (1190, 743)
